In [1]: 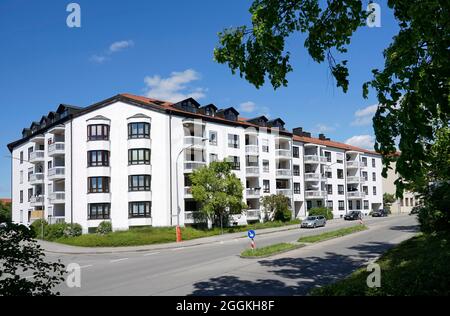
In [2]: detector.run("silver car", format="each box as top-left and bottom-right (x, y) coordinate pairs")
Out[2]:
(301, 215), (327, 228)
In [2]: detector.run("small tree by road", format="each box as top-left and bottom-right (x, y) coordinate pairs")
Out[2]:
(0, 200), (11, 223)
(383, 193), (396, 213)
(190, 161), (247, 229)
(260, 194), (291, 222)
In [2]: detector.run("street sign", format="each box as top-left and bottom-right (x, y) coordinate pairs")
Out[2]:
(247, 230), (256, 239)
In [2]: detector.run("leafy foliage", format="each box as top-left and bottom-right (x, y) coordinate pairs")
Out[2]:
(96, 221), (112, 235)
(0, 223), (66, 296)
(30, 220), (82, 240)
(308, 207), (334, 220)
(190, 161), (246, 227)
(0, 201), (12, 223)
(383, 193), (396, 212)
(260, 194), (292, 222)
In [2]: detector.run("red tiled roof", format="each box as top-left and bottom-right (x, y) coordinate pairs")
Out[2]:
(293, 135), (378, 155)
(0, 198), (11, 204)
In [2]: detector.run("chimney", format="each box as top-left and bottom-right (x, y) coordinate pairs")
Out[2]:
(304, 132), (311, 138)
(319, 133), (326, 140)
(293, 127), (303, 136)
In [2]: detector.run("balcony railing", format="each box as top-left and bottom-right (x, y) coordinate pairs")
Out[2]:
(275, 149), (291, 158)
(347, 176), (362, 183)
(246, 209), (260, 219)
(48, 142), (65, 155)
(305, 190), (327, 198)
(29, 151), (45, 163)
(30, 195), (44, 206)
(184, 136), (206, 146)
(346, 161), (360, 168)
(48, 167), (65, 180)
(305, 173), (320, 180)
(184, 161), (206, 171)
(246, 188), (261, 197)
(276, 169), (292, 177)
(245, 145), (259, 154)
(304, 155), (319, 163)
(29, 173), (44, 184)
(276, 189), (292, 196)
(347, 191), (366, 198)
(49, 192), (65, 203)
(245, 167), (259, 175)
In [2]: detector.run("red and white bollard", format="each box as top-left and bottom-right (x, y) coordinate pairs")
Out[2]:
(250, 238), (256, 249)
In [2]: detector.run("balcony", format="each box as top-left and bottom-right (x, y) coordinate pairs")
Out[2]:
(182, 118), (206, 126)
(347, 176), (363, 183)
(305, 190), (327, 198)
(48, 143), (65, 156)
(49, 192), (65, 204)
(48, 167), (65, 181)
(245, 167), (259, 176)
(275, 149), (291, 158)
(184, 161), (206, 172)
(346, 161), (360, 168)
(184, 136), (206, 146)
(245, 145), (259, 154)
(30, 135), (45, 143)
(29, 173), (44, 185)
(30, 195), (44, 206)
(305, 173), (320, 181)
(276, 189), (292, 196)
(246, 209), (260, 220)
(29, 151), (45, 163)
(246, 188), (260, 198)
(304, 155), (319, 163)
(276, 169), (292, 177)
(347, 191), (366, 199)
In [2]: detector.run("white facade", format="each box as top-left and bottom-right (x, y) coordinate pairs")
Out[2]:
(9, 94), (384, 233)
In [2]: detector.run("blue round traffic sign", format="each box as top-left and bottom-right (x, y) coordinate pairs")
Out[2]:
(248, 230), (256, 239)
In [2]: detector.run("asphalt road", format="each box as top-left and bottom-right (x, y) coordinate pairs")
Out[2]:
(48, 214), (418, 296)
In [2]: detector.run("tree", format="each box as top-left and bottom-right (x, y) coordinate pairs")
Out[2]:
(383, 193), (396, 213)
(0, 201), (12, 223)
(308, 207), (334, 220)
(0, 223), (66, 296)
(214, 0), (449, 202)
(190, 161), (247, 229)
(260, 194), (291, 222)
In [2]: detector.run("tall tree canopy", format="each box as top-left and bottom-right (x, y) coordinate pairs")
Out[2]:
(214, 0), (449, 198)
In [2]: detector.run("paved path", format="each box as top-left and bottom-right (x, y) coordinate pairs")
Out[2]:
(42, 214), (418, 295)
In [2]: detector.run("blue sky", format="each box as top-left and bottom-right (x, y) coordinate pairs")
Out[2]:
(0, 0), (398, 197)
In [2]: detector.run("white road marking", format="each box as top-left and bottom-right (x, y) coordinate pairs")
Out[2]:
(143, 252), (160, 257)
(110, 258), (129, 263)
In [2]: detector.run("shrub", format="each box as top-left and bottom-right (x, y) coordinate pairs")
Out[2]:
(308, 207), (334, 220)
(96, 221), (112, 235)
(30, 219), (48, 238)
(45, 223), (68, 240)
(63, 223), (82, 237)
(274, 208), (292, 222)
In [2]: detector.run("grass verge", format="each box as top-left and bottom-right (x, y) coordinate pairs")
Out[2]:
(310, 233), (450, 295)
(298, 224), (368, 243)
(240, 242), (304, 258)
(55, 219), (301, 247)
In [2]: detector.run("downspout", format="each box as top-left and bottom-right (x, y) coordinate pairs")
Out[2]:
(70, 120), (73, 226)
(169, 113), (173, 226)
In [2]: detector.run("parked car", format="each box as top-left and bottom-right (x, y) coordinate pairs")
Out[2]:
(371, 209), (388, 217)
(344, 211), (362, 221)
(301, 216), (326, 228)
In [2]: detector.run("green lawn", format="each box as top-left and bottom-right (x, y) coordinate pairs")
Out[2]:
(241, 242), (304, 258)
(298, 225), (367, 243)
(55, 219), (301, 247)
(310, 233), (450, 295)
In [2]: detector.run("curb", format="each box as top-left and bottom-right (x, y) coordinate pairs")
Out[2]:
(239, 243), (305, 259)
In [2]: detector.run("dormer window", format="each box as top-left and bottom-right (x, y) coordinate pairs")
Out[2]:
(205, 107), (213, 116)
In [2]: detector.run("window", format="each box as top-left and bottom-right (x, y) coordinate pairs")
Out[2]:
(363, 186), (368, 194)
(362, 171), (368, 181)
(20, 171), (23, 184)
(228, 134), (239, 148)
(405, 198), (409, 207)
(364, 200), (369, 210)
(28, 147), (34, 161)
(87, 124), (110, 141)
(317, 200), (322, 207)
(293, 146), (299, 158)
(88, 150), (109, 167)
(88, 177), (110, 193)
(373, 186), (377, 195)
(327, 201), (333, 209)
(227, 156), (240, 170)
(88, 203), (110, 220)
(47, 161), (52, 170)
(20, 151), (24, 164)
(209, 153), (218, 163)
(20, 190), (23, 203)
(129, 202), (151, 218)
(28, 168), (33, 181)
(348, 200), (353, 210)
(263, 160), (269, 173)
(324, 151), (331, 162)
(356, 200), (361, 210)
(293, 165), (300, 176)
(209, 131), (217, 146)
(262, 139), (269, 153)
(128, 122), (150, 139)
(361, 157), (367, 166)
(28, 189), (33, 202)
(338, 185), (344, 195)
(336, 153), (344, 164)
(263, 180), (270, 193)
(372, 172), (376, 181)
(338, 200), (345, 210)
(128, 149), (151, 165)
(246, 155), (258, 167)
(372, 158), (376, 168)
(307, 201), (312, 210)
(129, 175), (151, 191)
(327, 184), (333, 195)
(326, 171), (332, 178)
(294, 183), (301, 194)
(337, 169), (344, 179)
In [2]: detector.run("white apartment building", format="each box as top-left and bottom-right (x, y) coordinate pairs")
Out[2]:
(8, 93), (383, 233)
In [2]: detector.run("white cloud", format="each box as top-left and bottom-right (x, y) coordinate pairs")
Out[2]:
(89, 55), (108, 64)
(315, 123), (336, 133)
(351, 104), (378, 126)
(345, 135), (375, 150)
(143, 69), (206, 102)
(239, 101), (256, 113)
(109, 40), (134, 53)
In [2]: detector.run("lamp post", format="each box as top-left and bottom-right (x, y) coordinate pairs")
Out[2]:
(175, 137), (208, 241)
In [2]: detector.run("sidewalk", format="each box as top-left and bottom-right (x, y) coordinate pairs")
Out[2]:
(38, 221), (305, 255)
